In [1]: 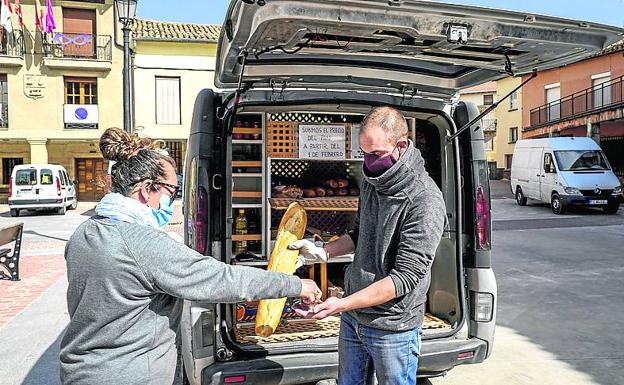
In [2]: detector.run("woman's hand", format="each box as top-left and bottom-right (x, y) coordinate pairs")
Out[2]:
(293, 297), (346, 319)
(299, 279), (323, 305)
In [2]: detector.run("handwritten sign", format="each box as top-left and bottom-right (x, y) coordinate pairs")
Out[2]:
(298, 124), (346, 159)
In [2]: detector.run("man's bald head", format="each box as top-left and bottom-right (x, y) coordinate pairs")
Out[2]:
(360, 106), (408, 142)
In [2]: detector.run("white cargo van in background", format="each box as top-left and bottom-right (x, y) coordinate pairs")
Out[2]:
(511, 138), (623, 214)
(8, 164), (78, 217)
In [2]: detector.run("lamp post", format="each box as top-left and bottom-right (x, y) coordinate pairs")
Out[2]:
(115, 0), (137, 133)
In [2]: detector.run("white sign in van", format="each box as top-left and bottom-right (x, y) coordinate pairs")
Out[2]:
(298, 124), (346, 160)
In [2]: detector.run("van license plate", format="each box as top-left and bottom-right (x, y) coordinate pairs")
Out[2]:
(589, 200), (608, 205)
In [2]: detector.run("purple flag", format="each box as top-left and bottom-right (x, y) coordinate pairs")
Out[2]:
(45, 0), (55, 34)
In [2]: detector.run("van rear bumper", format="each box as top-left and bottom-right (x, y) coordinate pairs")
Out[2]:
(8, 198), (64, 209)
(200, 338), (487, 385)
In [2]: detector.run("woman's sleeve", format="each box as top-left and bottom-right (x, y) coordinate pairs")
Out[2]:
(122, 226), (302, 302)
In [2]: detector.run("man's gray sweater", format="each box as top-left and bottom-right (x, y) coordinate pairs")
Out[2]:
(60, 218), (301, 385)
(345, 141), (446, 331)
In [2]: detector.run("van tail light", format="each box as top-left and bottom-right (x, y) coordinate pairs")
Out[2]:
(224, 375), (246, 384)
(56, 177), (62, 196)
(471, 291), (494, 322)
(193, 186), (208, 254)
(8, 178), (13, 198)
(475, 185), (490, 250)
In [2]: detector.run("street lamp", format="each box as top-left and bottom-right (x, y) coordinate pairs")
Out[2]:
(114, 0), (137, 133)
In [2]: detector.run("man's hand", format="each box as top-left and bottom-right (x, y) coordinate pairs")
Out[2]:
(289, 240), (328, 269)
(299, 279), (323, 305)
(293, 297), (345, 320)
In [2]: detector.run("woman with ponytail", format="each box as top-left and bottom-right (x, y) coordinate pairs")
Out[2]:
(60, 128), (321, 385)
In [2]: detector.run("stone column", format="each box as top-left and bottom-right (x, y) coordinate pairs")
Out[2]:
(27, 138), (49, 164)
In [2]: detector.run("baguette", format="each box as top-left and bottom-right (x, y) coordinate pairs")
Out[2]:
(255, 203), (307, 337)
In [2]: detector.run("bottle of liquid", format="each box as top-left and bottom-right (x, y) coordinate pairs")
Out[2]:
(235, 209), (248, 254)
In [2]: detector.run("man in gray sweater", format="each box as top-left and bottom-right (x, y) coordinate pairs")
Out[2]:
(291, 106), (446, 385)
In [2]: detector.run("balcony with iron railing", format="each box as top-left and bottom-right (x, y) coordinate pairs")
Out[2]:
(527, 76), (624, 130)
(0, 30), (25, 67)
(42, 32), (112, 72)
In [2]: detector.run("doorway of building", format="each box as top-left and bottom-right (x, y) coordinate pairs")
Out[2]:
(75, 158), (107, 201)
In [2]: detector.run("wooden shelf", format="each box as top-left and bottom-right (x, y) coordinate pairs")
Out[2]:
(233, 139), (263, 145)
(231, 259), (268, 267)
(233, 191), (262, 198)
(232, 173), (262, 178)
(232, 161), (262, 168)
(232, 203), (262, 209)
(233, 127), (262, 135)
(232, 234), (262, 241)
(269, 197), (358, 211)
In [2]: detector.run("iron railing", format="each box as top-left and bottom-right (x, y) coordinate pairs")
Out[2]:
(44, 32), (112, 61)
(528, 76), (624, 129)
(0, 30), (25, 58)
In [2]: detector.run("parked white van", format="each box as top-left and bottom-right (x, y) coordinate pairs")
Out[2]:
(8, 164), (78, 217)
(511, 138), (623, 214)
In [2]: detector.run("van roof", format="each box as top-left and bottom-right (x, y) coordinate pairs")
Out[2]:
(12, 164), (66, 171)
(514, 137), (601, 151)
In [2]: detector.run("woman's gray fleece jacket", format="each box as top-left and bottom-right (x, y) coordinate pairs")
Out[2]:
(60, 219), (301, 385)
(345, 141), (447, 331)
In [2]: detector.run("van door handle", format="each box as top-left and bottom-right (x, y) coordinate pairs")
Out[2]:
(212, 174), (223, 190)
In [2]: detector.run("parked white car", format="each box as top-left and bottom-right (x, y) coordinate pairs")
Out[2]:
(511, 137), (623, 214)
(8, 164), (78, 217)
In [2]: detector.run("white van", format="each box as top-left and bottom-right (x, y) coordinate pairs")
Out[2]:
(511, 138), (623, 214)
(179, 1), (622, 384)
(8, 164), (78, 217)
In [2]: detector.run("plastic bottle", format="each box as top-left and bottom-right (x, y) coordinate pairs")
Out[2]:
(234, 209), (248, 254)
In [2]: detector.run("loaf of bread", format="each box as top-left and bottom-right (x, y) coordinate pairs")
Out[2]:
(272, 185), (304, 199)
(303, 189), (316, 198)
(314, 187), (327, 197)
(349, 188), (360, 196)
(336, 188), (348, 196)
(337, 179), (349, 188)
(324, 179), (339, 189)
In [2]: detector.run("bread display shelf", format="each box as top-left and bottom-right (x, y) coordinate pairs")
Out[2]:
(232, 234), (262, 241)
(233, 161), (262, 168)
(269, 197), (358, 212)
(233, 191), (262, 198)
(234, 313), (450, 345)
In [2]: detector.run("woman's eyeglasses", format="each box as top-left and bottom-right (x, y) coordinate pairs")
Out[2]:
(154, 181), (179, 205)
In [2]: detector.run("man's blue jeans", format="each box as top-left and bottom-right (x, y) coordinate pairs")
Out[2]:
(338, 312), (422, 385)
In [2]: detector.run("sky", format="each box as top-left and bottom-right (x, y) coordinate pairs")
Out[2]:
(137, 0), (624, 27)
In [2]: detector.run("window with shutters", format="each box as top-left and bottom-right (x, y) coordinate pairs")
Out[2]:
(65, 77), (97, 104)
(155, 77), (181, 125)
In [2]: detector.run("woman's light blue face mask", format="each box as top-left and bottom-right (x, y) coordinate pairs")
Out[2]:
(150, 185), (176, 227)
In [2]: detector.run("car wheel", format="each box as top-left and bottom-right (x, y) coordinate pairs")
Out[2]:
(10, 208), (19, 217)
(70, 199), (78, 210)
(58, 205), (67, 215)
(551, 193), (566, 215)
(515, 187), (527, 206)
(603, 203), (619, 215)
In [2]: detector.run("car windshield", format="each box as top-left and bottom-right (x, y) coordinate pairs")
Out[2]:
(15, 169), (37, 185)
(554, 150), (610, 171)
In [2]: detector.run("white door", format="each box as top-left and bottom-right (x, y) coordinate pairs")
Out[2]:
(541, 152), (558, 201)
(527, 148), (544, 200)
(546, 85), (561, 121)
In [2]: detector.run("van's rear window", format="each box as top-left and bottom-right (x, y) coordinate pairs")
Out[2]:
(15, 169), (37, 185)
(40, 169), (54, 185)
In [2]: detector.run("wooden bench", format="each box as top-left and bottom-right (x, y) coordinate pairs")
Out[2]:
(0, 223), (24, 281)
